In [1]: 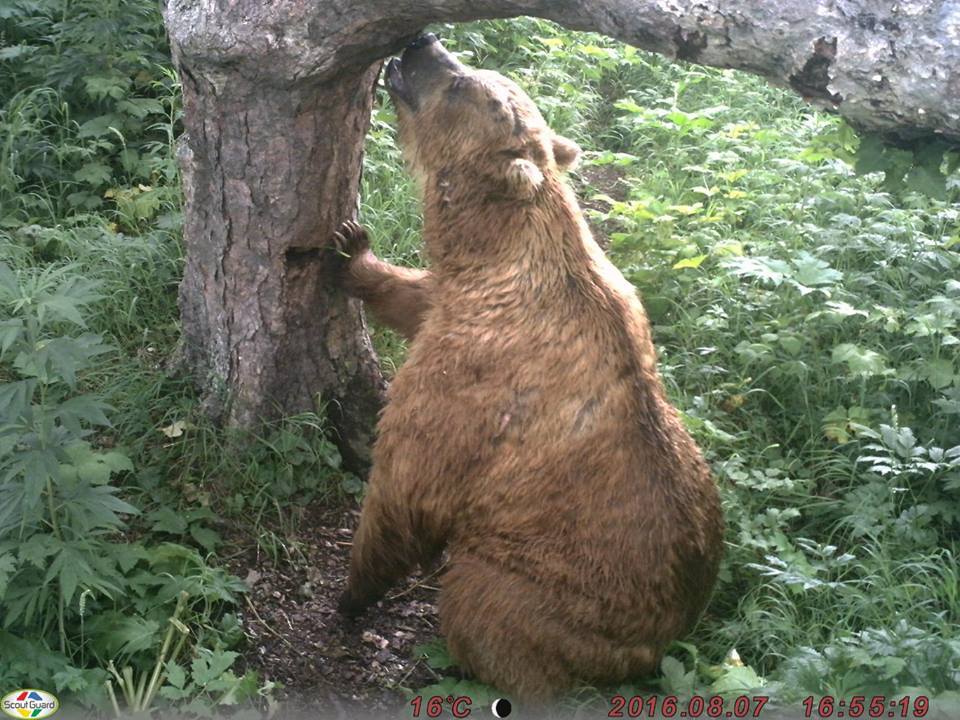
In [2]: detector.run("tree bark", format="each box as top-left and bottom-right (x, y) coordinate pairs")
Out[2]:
(172, 56), (386, 468)
(162, 0), (959, 465)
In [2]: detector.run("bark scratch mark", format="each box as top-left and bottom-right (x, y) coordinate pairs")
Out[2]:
(789, 36), (842, 106)
(673, 27), (707, 61)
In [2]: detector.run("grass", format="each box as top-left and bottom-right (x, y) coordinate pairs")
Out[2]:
(1, 3), (959, 716)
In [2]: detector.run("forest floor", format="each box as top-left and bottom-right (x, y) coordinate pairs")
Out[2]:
(228, 503), (442, 716)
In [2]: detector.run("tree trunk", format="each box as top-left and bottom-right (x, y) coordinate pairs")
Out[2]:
(163, 0), (958, 464)
(172, 55), (386, 468)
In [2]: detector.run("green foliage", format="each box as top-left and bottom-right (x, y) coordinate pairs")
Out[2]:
(0, 4), (276, 711)
(4, 2), (959, 715)
(413, 637), (458, 671)
(407, 639), (500, 714)
(0, 260), (262, 714)
(0, 261), (131, 633)
(0, 0), (179, 225)
(854, 134), (959, 200)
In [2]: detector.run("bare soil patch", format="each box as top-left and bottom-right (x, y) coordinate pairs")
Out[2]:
(228, 504), (441, 717)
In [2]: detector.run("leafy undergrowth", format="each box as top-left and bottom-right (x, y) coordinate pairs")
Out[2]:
(2, 3), (959, 718)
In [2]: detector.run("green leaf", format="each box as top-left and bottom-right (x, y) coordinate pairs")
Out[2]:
(112, 543), (149, 573)
(159, 684), (193, 702)
(0, 262), (18, 296)
(791, 251), (842, 287)
(19, 533), (59, 570)
(119, 149), (145, 176)
(189, 524), (221, 552)
(913, 359), (956, 389)
(88, 611), (161, 656)
(83, 75), (130, 101)
(778, 335), (803, 357)
(20, 448), (60, 509)
(65, 191), (102, 210)
(823, 301), (867, 318)
(659, 654), (696, 694)
(319, 439), (342, 469)
(65, 444), (132, 484)
(711, 664), (765, 694)
(415, 638), (457, 669)
(149, 506), (188, 535)
(165, 661), (187, 690)
(0, 483), (25, 536)
(25, 334), (111, 388)
(74, 162), (113, 187)
(832, 343), (890, 376)
(0, 319), (23, 357)
(132, 188), (162, 220)
(52, 666), (89, 693)
(77, 114), (124, 139)
(117, 98), (164, 119)
(339, 473), (364, 497)
(0, 44), (37, 60)
(41, 294), (92, 327)
(879, 655), (906, 678)
(93, 487), (139, 518)
(192, 649), (239, 687)
(57, 395), (114, 429)
(415, 678), (499, 707)
(724, 256), (791, 286)
(673, 254), (708, 270)
(0, 552), (16, 598)
(614, 99), (645, 115)
(61, 481), (138, 533)
(0, 379), (37, 420)
(46, 547), (87, 605)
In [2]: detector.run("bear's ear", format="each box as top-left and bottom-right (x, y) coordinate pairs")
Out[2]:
(552, 134), (581, 171)
(505, 157), (545, 199)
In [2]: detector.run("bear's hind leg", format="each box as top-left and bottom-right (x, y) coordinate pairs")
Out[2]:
(438, 559), (577, 706)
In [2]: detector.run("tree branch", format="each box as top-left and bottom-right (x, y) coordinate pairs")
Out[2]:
(165, 0), (960, 142)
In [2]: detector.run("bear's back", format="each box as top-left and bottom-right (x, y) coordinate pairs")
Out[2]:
(376, 238), (722, 642)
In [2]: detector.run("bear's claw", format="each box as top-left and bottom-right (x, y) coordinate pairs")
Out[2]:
(331, 219), (370, 258)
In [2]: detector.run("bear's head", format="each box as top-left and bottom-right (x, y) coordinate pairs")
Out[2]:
(385, 33), (581, 200)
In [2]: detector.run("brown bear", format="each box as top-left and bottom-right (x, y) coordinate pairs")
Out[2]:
(332, 33), (724, 704)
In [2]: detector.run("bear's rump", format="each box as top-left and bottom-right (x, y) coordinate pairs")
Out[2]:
(439, 555), (663, 701)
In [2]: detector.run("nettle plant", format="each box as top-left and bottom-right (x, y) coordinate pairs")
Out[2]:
(0, 261), (132, 688)
(0, 262), (129, 627)
(0, 263), (258, 712)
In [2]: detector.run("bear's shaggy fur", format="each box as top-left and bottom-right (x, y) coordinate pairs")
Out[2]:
(334, 34), (724, 704)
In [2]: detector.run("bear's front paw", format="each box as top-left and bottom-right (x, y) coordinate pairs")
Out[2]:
(336, 588), (368, 619)
(331, 220), (370, 258)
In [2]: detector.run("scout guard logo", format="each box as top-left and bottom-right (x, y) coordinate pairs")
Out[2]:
(1, 690), (59, 719)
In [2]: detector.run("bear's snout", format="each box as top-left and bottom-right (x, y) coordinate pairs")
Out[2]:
(407, 32), (439, 50)
(400, 32), (458, 72)
(387, 34), (462, 111)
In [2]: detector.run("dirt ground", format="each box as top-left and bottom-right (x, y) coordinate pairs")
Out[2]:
(228, 503), (444, 718)
(576, 162), (630, 250)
